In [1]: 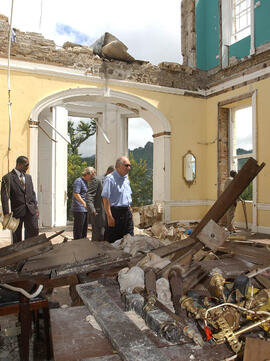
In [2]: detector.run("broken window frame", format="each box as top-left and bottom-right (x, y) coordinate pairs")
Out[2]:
(221, 0), (254, 67)
(231, 0), (251, 44)
(218, 90), (258, 231)
(229, 104), (254, 173)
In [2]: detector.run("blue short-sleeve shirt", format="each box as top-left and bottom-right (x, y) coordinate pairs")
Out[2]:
(71, 177), (88, 212)
(101, 170), (132, 207)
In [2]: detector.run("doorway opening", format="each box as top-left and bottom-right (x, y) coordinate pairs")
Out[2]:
(128, 117), (153, 207)
(31, 88), (171, 227)
(67, 115), (96, 220)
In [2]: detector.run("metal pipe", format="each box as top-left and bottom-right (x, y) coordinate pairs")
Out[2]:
(95, 118), (110, 144)
(38, 124), (57, 142)
(234, 316), (270, 336)
(42, 119), (71, 144)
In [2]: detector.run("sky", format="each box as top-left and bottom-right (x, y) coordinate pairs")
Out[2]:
(71, 117), (153, 157)
(1, 0), (181, 156)
(1, 0), (182, 65)
(235, 106), (252, 151)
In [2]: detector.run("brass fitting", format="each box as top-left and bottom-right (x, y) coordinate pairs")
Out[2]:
(209, 272), (226, 301)
(180, 296), (206, 319)
(143, 294), (157, 312)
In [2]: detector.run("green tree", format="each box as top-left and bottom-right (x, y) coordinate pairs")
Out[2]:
(241, 183), (252, 201)
(67, 154), (87, 219)
(67, 118), (96, 218)
(68, 119), (96, 155)
(129, 153), (152, 207)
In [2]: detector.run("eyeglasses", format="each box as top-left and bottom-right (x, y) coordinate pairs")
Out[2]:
(123, 164), (131, 168)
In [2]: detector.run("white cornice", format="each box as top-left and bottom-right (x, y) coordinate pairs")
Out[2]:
(0, 58), (205, 97)
(205, 65), (270, 96)
(1, 57), (270, 97)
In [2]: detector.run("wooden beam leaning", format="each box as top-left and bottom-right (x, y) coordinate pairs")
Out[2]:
(192, 157), (265, 238)
(161, 157), (265, 273)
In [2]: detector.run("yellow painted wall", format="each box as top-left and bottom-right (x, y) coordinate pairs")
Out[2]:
(0, 66), (269, 230)
(171, 205), (210, 222)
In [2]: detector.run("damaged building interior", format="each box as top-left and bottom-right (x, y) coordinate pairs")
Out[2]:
(1, 0), (270, 360)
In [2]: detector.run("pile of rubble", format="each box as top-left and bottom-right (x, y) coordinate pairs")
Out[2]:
(114, 159), (270, 359)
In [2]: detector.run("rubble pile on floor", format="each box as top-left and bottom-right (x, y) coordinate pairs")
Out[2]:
(116, 158), (270, 358)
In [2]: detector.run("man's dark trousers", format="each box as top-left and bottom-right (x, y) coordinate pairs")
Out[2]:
(107, 206), (134, 243)
(73, 212), (88, 239)
(13, 210), (39, 243)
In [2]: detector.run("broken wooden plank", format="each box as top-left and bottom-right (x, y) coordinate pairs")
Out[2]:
(243, 337), (270, 361)
(0, 233), (53, 267)
(21, 239), (105, 273)
(153, 238), (196, 258)
(254, 274), (270, 289)
(199, 257), (252, 278)
(223, 243), (270, 266)
(76, 281), (168, 361)
(50, 306), (120, 361)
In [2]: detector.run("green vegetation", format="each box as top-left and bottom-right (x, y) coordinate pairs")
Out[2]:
(129, 153), (153, 206)
(236, 149), (253, 201)
(67, 119), (96, 219)
(67, 154), (87, 219)
(241, 183), (252, 201)
(130, 141), (153, 177)
(68, 119), (96, 155)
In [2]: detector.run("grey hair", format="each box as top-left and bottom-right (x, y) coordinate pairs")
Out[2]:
(82, 166), (96, 176)
(115, 156), (127, 168)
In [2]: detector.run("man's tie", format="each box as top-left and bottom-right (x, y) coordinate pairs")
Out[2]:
(19, 172), (25, 190)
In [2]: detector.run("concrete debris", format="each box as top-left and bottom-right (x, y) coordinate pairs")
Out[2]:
(156, 278), (174, 311)
(125, 310), (148, 331)
(91, 32), (135, 62)
(112, 234), (162, 256)
(86, 314), (102, 331)
(138, 202), (163, 228)
(118, 266), (145, 294)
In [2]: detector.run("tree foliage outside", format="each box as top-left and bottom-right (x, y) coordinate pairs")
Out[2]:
(241, 183), (252, 201)
(67, 119), (96, 219)
(68, 119), (96, 155)
(67, 154), (87, 219)
(237, 152), (253, 201)
(129, 153), (152, 207)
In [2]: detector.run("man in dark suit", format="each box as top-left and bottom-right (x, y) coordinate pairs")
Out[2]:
(86, 166), (114, 241)
(1, 156), (39, 243)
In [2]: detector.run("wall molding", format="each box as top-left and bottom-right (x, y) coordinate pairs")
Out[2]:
(257, 203), (270, 210)
(165, 200), (214, 207)
(257, 226), (270, 235)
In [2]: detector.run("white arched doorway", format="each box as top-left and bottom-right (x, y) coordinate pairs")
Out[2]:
(29, 88), (171, 227)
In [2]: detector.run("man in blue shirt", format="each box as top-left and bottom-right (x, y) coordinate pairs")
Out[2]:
(71, 167), (95, 239)
(102, 156), (134, 243)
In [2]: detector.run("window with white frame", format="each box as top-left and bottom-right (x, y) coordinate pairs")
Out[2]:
(231, 0), (251, 44)
(230, 105), (253, 199)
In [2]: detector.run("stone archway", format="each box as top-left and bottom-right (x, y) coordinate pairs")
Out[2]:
(29, 88), (171, 226)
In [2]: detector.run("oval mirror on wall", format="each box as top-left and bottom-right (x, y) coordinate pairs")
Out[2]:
(183, 150), (196, 186)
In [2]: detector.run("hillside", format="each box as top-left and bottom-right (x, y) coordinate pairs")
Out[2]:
(82, 141), (154, 176)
